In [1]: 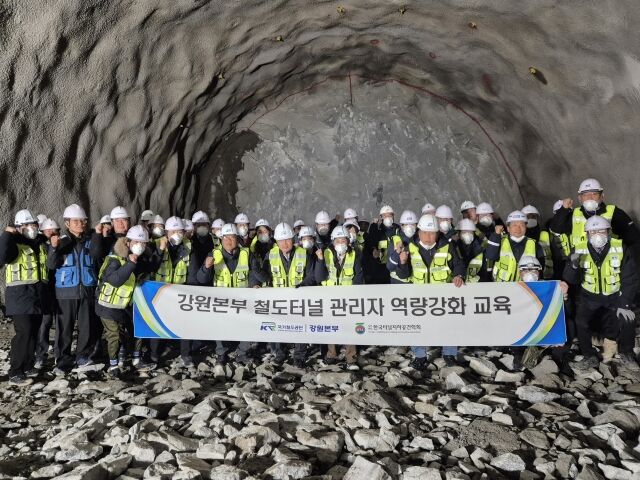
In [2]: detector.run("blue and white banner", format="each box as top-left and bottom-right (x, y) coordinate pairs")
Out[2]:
(133, 281), (566, 346)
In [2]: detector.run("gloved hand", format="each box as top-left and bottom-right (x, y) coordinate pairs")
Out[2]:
(617, 308), (636, 323)
(570, 252), (580, 269)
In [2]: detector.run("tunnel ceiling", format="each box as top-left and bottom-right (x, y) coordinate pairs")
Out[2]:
(1, 0), (639, 223)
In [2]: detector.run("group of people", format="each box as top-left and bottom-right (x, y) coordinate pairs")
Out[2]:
(0, 177), (638, 385)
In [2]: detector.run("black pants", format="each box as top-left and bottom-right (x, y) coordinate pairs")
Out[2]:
(56, 297), (99, 369)
(9, 314), (42, 377)
(35, 313), (55, 361)
(575, 297), (621, 357)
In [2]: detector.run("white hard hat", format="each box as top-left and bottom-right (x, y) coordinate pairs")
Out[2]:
(379, 205), (394, 216)
(506, 210), (527, 224)
(578, 178), (603, 194)
(110, 206), (130, 220)
(399, 210), (418, 225)
(435, 205), (453, 219)
(126, 225), (149, 242)
(183, 219), (194, 232)
(518, 255), (542, 270)
(476, 202), (494, 215)
(37, 214), (47, 228)
(417, 214), (439, 232)
(165, 216), (185, 231)
(344, 208), (358, 220)
(41, 218), (59, 230)
(521, 205), (540, 216)
(421, 203), (436, 214)
(150, 215), (164, 226)
(299, 226), (316, 238)
(255, 218), (270, 229)
(457, 218), (476, 232)
(293, 219), (305, 228)
(331, 225), (350, 240)
(212, 218), (225, 229)
(234, 213), (250, 224)
(99, 215), (111, 224)
(192, 211), (210, 224)
(274, 222), (294, 241)
(460, 201), (476, 212)
(552, 200), (563, 214)
(220, 223), (238, 236)
(585, 215), (611, 232)
(14, 209), (37, 226)
(343, 219), (360, 231)
(63, 204), (87, 220)
(140, 210), (154, 222)
(315, 210), (331, 224)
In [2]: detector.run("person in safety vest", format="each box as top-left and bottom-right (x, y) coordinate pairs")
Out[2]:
(475, 202), (505, 244)
(366, 205), (401, 284)
(261, 222), (327, 368)
(455, 218), (489, 283)
(251, 219), (274, 268)
(522, 205), (554, 280)
(435, 205), (456, 242)
(343, 220), (364, 254)
(343, 208), (366, 249)
(46, 204), (104, 374)
(148, 215), (165, 241)
(563, 215), (639, 370)
(95, 225), (160, 376)
(97, 206), (132, 259)
(387, 210), (418, 284)
(391, 214), (466, 369)
(211, 218), (224, 249)
(197, 223), (268, 365)
(234, 213), (252, 248)
(0, 210), (50, 385)
(322, 225), (363, 369)
(551, 178), (639, 249)
(314, 210), (336, 252)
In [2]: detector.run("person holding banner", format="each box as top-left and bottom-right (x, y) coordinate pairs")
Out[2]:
(322, 225), (363, 369)
(389, 214), (466, 369)
(262, 223), (328, 367)
(197, 223), (268, 365)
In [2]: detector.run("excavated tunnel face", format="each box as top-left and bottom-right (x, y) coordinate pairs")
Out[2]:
(1, 1), (640, 224)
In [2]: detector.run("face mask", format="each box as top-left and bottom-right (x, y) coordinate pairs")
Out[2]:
(582, 199), (599, 212)
(130, 243), (145, 256)
(479, 216), (493, 227)
(169, 233), (184, 246)
(527, 218), (538, 228)
(589, 233), (608, 249)
(402, 225), (416, 238)
(439, 221), (451, 233)
(317, 225), (330, 236)
(349, 232), (357, 244)
(258, 234), (270, 244)
(510, 235), (525, 243)
(301, 239), (314, 250)
(334, 244), (348, 255)
(23, 226), (38, 240)
(213, 230), (221, 238)
(196, 226), (209, 237)
(521, 271), (539, 282)
(237, 226), (248, 237)
(382, 217), (393, 228)
(460, 232), (474, 245)
(151, 227), (165, 238)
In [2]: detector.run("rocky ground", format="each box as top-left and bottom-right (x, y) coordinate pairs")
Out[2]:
(0, 320), (639, 480)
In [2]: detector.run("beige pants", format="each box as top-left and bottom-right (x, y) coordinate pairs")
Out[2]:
(327, 344), (357, 363)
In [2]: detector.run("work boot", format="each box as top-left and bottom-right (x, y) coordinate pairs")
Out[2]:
(602, 338), (618, 364)
(410, 357), (429, 371)
(619, 353), (640, 371)
(575, 355), (599, 370)
(9, 375), (33, 387)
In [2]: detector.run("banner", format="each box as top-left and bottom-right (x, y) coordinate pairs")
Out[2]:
(133, 281), (566, 346)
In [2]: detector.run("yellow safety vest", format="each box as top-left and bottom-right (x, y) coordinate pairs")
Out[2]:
(466, 252), (484, 283)
(492, 237), (537, 282)
(97, 256), (135, 309)
(5, 243), (48, 286)
(213, 248), (250, 288)
(322, 249), (356, 286)
(551, 229), (571, 258)
(268, 245), (307, 288)
(154, 239), (191, 284)
(575, 238), (623, 295)
(409, 242), (452, 284)
(538, 231), (554, 279)
(571, 204), (616, 248)
(377, 234), (402, 264)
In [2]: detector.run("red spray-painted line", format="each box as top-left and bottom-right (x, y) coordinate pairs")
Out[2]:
(243, 73), (524, 203)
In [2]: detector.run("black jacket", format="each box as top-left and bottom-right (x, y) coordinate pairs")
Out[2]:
(455, 237), (490, 282)
(261, 248), (328, 287)
(188, 234), (215, 285)
(392, 236), (466, 281)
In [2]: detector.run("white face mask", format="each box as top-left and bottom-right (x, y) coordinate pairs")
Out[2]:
(582, 199), (599, 212)
(479, 215), (493, 227)
(151, 227), (165, 238)
(334, 244), (348, 255)
(23, 226), (38, 240)
(510, 235), (525, 243)
(237, 226), (249, 237)
(589, 233), (608, 249)
(439, 221), (451, 233)
(402, 225), (416, 238)
(521, 271), (539, 282)
(382, 217), (394, 228)
(460, 232), (475, 245)
(527, 218), (538, 228)
(169, 233), (184, 246)
(317, 225), (330, 236)
(258, 234), (270, 244)
(213, 229), (222, 238)
(349, 232), (357, 244)
(301, 239), (314, 250)
(196, 226), (209, 237)
(130, 243), (145, 256)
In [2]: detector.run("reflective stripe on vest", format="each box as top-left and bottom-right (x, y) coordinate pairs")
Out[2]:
(213, 248), (250, 287)
(538, 231), (554, 279)
(409, 242), (452, 284)
(97, 256), (135, 309)
(155, 240), (191, 284)
(571, 204), (616, 248)
(322, 249), (355, 286)
(492, 237), (537, 282)
(268, 245), (307, 288)
(378, 235), (401, 264)
(5, 243), (48, 286)
(55, 239), (97, 288)
(466, 252), (483, 283)
(575, 238), (624, 295)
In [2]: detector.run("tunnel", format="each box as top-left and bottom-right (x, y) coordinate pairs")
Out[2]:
(1, 0), (639, 224)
